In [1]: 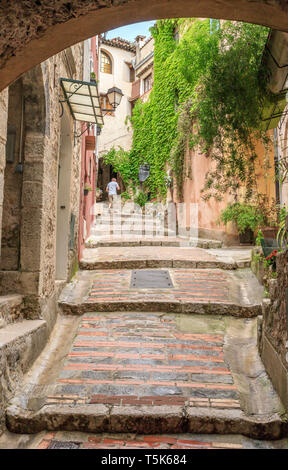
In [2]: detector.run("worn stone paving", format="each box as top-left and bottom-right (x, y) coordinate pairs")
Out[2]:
(80, 246), (252, 271)
(80, 246), (221, 270)
(86, 237), (223, 249)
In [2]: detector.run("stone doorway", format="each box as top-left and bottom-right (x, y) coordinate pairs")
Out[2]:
(55, 109), (73, 281)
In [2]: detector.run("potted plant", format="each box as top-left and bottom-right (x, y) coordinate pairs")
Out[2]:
(219, 202), (264, 244)
(90, 72), (97, 83)
(84, 183), (92, 196)
(95, 187), (102, 200)
(255, 194), (278, 240)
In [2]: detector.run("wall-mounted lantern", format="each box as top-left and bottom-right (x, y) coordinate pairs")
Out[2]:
(102, 87), (124, 114)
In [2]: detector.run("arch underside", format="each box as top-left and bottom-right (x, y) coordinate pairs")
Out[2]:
(0, 0), (288, 91)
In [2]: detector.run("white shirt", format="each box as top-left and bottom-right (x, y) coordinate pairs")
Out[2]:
(107, 181), (119, 195)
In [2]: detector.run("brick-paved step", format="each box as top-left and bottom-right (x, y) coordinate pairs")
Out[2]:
(58, 268), (262, 317)
(6, 313), (283, 439)
(32, 431), (288, 449)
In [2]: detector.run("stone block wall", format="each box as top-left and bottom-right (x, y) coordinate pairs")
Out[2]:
(0, 42), (83, 327)
(259, 249), (288, 410)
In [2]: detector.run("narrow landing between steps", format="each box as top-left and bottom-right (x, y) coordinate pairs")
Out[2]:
(6, 313), (286, 439)
(58, 267), (263, 316)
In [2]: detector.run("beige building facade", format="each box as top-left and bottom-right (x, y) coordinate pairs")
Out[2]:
(98, 37), (135, 156)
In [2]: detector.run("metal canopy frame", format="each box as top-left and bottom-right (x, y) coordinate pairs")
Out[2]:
(60, 78), (104, 127)
(260, 89), (288, 131)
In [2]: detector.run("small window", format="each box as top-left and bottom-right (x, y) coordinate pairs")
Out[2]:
(143, 74), (153, 93)
(130, 67), (135, 83)
(210, 19), (220, 35)
(100, 95), (114, 116)
(100, 51), (112, 74)
(6, 126), (16, 163)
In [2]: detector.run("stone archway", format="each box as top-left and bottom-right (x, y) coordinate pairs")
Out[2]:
(1, 0), (288, 91)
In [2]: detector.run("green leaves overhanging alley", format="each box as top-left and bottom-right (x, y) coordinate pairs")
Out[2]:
(103, 18), (270, 201)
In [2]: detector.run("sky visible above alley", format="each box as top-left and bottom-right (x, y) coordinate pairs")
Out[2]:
(105, 20), (155, 41)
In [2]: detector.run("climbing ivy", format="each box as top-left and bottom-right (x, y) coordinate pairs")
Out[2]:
(103, 18), (270, 201)
(180, 20), (270, 201)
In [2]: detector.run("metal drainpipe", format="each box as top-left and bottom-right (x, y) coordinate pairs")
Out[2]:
(17, 94), (25, 270)
(273, 127), (281, 207)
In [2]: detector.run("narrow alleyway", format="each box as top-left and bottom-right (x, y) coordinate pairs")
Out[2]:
(1, 204), (287, 449)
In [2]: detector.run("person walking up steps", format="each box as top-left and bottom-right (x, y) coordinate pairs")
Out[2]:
(106, 177), (120, 209)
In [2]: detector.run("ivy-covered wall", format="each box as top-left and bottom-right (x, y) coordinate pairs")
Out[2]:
(104, 18), (271, 206)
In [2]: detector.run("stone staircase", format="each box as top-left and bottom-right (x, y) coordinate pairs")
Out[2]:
(86, 203), (223, 249)
(3, 204), (286, 442)
(0, 293), (48, 429)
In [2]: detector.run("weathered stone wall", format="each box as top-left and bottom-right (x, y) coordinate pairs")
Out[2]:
(0, 81), (23, 271)
(0, 44), (84, 433)
(259, 249), (288, 410)
(0, 43), (83, 326)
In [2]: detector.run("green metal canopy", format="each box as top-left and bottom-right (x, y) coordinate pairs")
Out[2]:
(60, 78), (104, 126)
(260, 89), (288, 131)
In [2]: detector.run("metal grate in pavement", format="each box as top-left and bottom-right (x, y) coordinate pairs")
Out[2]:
(48, 440), (81, 449)
(130, 269), (174, 288)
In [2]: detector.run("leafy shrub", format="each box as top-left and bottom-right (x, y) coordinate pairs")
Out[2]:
(219, 203), (265, 234)
(135, 191), (148, 207)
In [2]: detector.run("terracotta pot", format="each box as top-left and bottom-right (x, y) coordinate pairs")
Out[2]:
(239, 228), (254, 245)
(261, 227), (278, 239)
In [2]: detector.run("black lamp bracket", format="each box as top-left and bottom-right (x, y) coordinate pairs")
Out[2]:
(74, 123), (93, 139)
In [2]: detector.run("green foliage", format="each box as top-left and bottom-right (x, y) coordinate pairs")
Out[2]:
(180, 20), (270, 200)
(255, 229), (264, 246)
(103, 19), (270, 201)
(102, 147), (131, 186)
(134, 191), (148, 207)
(219, 202), (265, 234)
(277, 206), (288, 248)
(121, 191), (132, 201)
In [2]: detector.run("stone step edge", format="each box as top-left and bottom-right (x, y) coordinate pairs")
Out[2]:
(0, 319), (47, 351)
(0, 320), (48, 431)
(79, 259), (250, 271)
(0, 294), (24, 328)
(5, 403), (286, 439)
(85, 240), (223, 249)
(58, 301), (261, 317)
